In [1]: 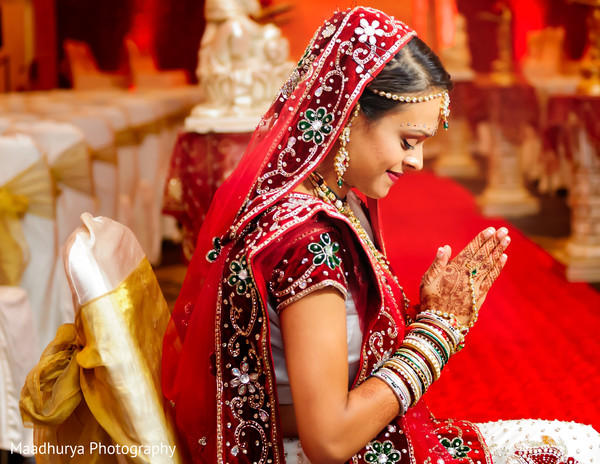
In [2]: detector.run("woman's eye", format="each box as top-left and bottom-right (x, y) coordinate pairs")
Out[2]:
(402, 139), (416, 150)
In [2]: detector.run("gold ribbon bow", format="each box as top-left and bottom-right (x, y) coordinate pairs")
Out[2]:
(134, 119), (164, 143)
(20, 323), (83, 425)
(90, 144), (118, 165)
(113, 119), (166, 148)
(20, 258), (182, 463)
(20, 323), (113, 463)
(0, 158), (55, 286)
(115, 128), (138, 147)
(50, 142), (95, 196)
(165, 109), (189, 128)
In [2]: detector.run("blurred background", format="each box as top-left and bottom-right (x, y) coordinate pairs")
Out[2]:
(0, 0), (592, 91)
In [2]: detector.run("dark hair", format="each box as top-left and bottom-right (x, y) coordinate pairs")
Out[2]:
(358, 37), (454, 121)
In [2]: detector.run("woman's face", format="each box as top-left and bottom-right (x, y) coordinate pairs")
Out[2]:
(342, 98), (441, 199)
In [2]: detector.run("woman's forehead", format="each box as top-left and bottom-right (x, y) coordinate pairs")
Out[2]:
(388, 99), (442, 125)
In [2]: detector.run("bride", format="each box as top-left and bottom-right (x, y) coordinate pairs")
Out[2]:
(162, 6), (600, 463)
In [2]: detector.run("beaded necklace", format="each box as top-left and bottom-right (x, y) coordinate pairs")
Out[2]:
(308, 172), (411, 316)
(308, 172), (391, 269)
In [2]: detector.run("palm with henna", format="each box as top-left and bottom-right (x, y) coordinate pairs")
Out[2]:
(419, 227), (511, 328)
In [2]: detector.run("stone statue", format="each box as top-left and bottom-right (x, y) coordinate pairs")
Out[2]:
(186, 0), (294, 131)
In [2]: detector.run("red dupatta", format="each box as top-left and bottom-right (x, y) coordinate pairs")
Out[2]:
(162, 7), (482, 463)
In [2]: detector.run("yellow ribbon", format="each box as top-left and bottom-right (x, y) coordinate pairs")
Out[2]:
(50, 142), (95, 196)
(165, 109), (190, 128)
(0, 188), (29, 285)
(20, 324), (83, 425)
(0, 158), (55, 285)
(20, 258), (182, 463)
(133, 119), (164, 142)
(115, 128), (138, 147)
(114, 119), (168, 147)
(90, 144), (118, 165)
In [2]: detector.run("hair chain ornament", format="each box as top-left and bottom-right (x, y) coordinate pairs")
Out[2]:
(369, 88), (450, 130)
(334, 103), (361, 187)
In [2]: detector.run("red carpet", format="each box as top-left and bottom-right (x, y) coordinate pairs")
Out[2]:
(380, 170), (600, 430)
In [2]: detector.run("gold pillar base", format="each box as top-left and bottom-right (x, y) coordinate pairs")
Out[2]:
(477, 187), (540, 218)
(489, 71), (518, 87)
(576, 76), (600, 96)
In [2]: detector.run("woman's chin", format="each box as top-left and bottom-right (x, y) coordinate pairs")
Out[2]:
(365, 188), (390, 200)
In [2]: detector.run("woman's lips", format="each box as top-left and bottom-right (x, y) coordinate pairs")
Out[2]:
(386, 171), (402, 183)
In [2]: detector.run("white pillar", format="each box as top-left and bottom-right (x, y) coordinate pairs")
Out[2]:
(554, 126), (600, 281)
(477, 122), (540, 217)
(433, 115), (479, 178)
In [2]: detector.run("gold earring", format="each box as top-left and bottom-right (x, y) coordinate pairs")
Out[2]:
(334, 103), (360, 187)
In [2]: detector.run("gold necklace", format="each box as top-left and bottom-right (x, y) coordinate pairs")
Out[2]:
(308, 172), (411, 317)
(308, 172), (392, 271)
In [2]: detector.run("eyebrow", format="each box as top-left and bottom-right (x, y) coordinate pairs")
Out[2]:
(404, 128), (433, 137)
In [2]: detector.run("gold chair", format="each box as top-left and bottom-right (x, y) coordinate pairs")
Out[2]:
(20, 213), (182, 463)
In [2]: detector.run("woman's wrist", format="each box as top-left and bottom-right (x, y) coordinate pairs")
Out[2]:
(370, 312), (463, 415)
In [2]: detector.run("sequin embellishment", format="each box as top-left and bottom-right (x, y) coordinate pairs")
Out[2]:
(440, 436), (471, 459)
(364, 440), (402, 463)
(206, 236), (222, 262)
(297, 107), (334, 145)
(227, 255), (253, 295)
(308, 233), (341, 270)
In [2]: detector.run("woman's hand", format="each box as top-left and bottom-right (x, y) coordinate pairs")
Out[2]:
(419, 227), (510, 327)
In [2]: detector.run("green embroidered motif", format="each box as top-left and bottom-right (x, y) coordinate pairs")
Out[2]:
(440, 436), (471, 458)
(297, 107), (334, 145)
(227, 256), (253, 295)
(308, 233), (341, 270)
(206, 237), (222, 263)
(364, 440), (401, 463)
(296, 45), (312, 68)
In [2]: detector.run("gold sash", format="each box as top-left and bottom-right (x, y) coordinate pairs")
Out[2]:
(134, 119), (164, 143)
(115, 128), (138, 147)
(165, 109), (189, 128)
(90, 144), (118, 165)
(113, 119), (166, 148)
(20, 258), (182, 463)
(0, 158), (55, 285)
(50, 142), (95, 196)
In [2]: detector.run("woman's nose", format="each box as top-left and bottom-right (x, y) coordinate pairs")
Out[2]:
(402, 146), (424, 171)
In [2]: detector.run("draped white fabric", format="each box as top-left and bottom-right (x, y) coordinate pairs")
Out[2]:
(282, 421), (600, 463)
(65, 213), (145, 305)
(0, 287), (37, 455)
(0, 134), (61, 353)
(0, 87), (202, 367)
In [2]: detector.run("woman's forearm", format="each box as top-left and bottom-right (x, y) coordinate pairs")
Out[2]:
(296, 376), (400, 464)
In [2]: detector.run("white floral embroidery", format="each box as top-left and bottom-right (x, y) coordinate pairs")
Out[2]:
(355, 18), (384, 46)
(322, 23), (336, 38)
(230, 362), (259, 395)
